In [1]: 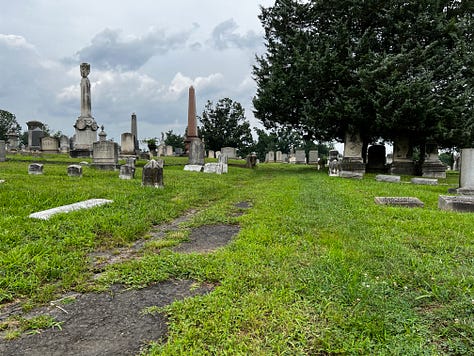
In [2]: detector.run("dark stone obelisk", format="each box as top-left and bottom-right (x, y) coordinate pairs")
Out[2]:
(131, 112), (139, 154)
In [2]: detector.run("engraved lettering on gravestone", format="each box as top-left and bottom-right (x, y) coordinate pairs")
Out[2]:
(374, 197), (424, 208)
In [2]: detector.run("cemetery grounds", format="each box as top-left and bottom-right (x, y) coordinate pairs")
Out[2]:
(0, 154), (473, 355)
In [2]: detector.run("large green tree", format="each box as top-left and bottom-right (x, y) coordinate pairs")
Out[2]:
(0, 109), (21, 141)
(253, 0), (474, 149)
(164, 130), (185, 150)
(198, 98), (254, 156)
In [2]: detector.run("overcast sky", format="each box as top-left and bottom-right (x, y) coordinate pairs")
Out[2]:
(0, 0), (275, 146)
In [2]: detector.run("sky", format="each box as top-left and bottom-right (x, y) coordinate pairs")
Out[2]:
(0, 0), (275, 147)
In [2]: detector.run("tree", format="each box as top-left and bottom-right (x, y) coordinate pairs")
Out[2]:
(0, 109), (21, 141)
(253, 0), (474, 150)
(163, 130), (185, 150)
(198, 98), (254, 156)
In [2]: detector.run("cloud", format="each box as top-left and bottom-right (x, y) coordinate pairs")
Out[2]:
(71, 26), (196, 71)
(210, 19), (263, 50)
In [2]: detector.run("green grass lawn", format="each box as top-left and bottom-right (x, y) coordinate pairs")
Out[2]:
(1, 155), (473, 354)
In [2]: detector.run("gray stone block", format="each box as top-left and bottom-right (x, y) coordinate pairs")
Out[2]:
(375, 174), (401, 183)
(375, 197), (424, 208)
(438, 195), (474, 213)
(411, 178), (438, 185)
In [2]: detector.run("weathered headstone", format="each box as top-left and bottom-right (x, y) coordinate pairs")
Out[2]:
(72, 63), (98, 157)
(0, 140), (6, 162)
(183, 165), (204, 172)
(295, 150), (306, 164)
(438, 195), (474, 213)
(119, 164), (135, 180)
(208, 150), (215, 159)
(165, 145), (173, 156)
(411, 177), (438, 186)
(328, 150), (340, 176)
(308, 150), (319, 165)
(422, 142), (446, 178)
(375, 174), (401, 183)
(458, 148), (474, 195)
(221, 147), (237, 159)
(142, 159), (164, 187)
(6, 130), (19, 150)
(219, 153), (228, 173)
(275, 151), (283, 163)
(391, 136), (415, 175)
(245, 152), (257, 168)
(266, 151), (275, 163)
(28, 163), (44, 175)
(41, 136), (59, 154)
(59, 135), (70, 153)
(203, 163), (223, 174)
(339, 171), (364, 179)
(92, 127), (119, 170)
(26, 121), (44, 151)
(375, 197), (424, 208)
(281, 153), (288, 163)
(29, 199), (113, 220)
(67, 164), (83, 177)
(188, 138), (205, 166)
(121, 133), (135, 156)
(341, 131), (365, 174)
(366, 145), (386, 173)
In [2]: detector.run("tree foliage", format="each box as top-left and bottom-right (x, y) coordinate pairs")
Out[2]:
(198, 98), (254, 156)
(0, 109), (21, 141)
(164, 130), (185, 149)
(253, 0), (474, 149)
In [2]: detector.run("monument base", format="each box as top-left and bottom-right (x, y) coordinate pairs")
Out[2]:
(70, 149), (93, 158)
(92, 163), (119, 171)
(340, 158), (365, 174)
(391, 160), (415, 175)
(422, 160), (446, 179)
(457, 188), (474, 196)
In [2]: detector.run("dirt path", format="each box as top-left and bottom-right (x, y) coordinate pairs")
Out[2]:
(0, 202), (250, 355)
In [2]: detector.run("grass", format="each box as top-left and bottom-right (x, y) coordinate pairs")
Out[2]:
(1, 155), (473, 354)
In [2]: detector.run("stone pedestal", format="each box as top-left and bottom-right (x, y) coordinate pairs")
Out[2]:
(391, 136), (415, 175)
(92, 128), (119, 170)
(422, 142), (446, 178)
(458, 148), (474, 195)
(41, 137), (59, 154)
(121, 133), (135, 156)
(341, 132), (365, 174)
(188, 138), (205, 166)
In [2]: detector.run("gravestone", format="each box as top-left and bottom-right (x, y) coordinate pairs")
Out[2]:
(245, 152), (257, 168)
(281, 153), (288, 163)
(59, 135), (70, 153)
(165, 145), (173, 156)
(28, 163), (44, 175)
(375, 174), (401, 183)
(328, 150), (340, 176)
(119, 164), (135, 179)
(422, 142), (446, 178)
(142, 159), (164, 187)
(188, 138), (205, 166)
(175, 148), (183, 156)
(295, 150), (306, 164)
(183, 165), (204, 172)
(29, 199), (113, 220)
(41, 136), (59, 154)
(92, 127), (119, 170)
(391, 136), (415, 175)
(72, 63), (98, 157)
(203, 163), (223, 174)
(308, 150), (319, 165)
(266, 151), (275, 163)
(366, 145), (386, 173)
(374, 197), (424, 208)
(67, 164), (83, 177)
(7, 130), (19, 150)
(339, 171), (363, 179)
(221, 147), (237, 159)
(121, 133), (135, 155)
(411, 177), (438, 186)
(26, 121), (44, 151)
(275, 151), (283, 163)
(0, 140), (6, 162)
(438, 195), (474, 213)
(341, 131), (365, 174)
(208, 150), (215, 159)
(219, 154), (228, 173)
(458, 148), (474, 195)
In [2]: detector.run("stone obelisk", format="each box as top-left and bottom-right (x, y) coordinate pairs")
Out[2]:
(131, 112), (139, 154)
(72, 63), (99, 157)
(184, 85), (204, 165)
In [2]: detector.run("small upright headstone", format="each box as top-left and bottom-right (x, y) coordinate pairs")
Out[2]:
(295, 150), (306, 164)
(366, 145), (386, 173)
(142, 159), (164, 188)
(67, 164), (83, 177)
(266, 151), (275, 163)
(308, 150), (318, 165)
(208, 150), (215, 159)
(165, 145), (174, 156)
(59, 135), (70, 153)
(121, 133), (135, 155)
(28, 163), (44, 175)
(219, 154), (229, 173)
(188, 138), (205, 166)
(119, 164), (135, 180)
(92, 127), (119, 170)
(41, 136), (59, 154)
(422, 142), (446, 178)
(0, 140), (6, 162)
(245, 152), (257, 168)
(328, 150), (340, 176)
(221, 147), (237, 159)
(275, 151), (283, 163)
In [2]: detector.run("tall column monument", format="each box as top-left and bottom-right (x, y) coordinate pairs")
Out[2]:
(71, 62), (98, 157)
